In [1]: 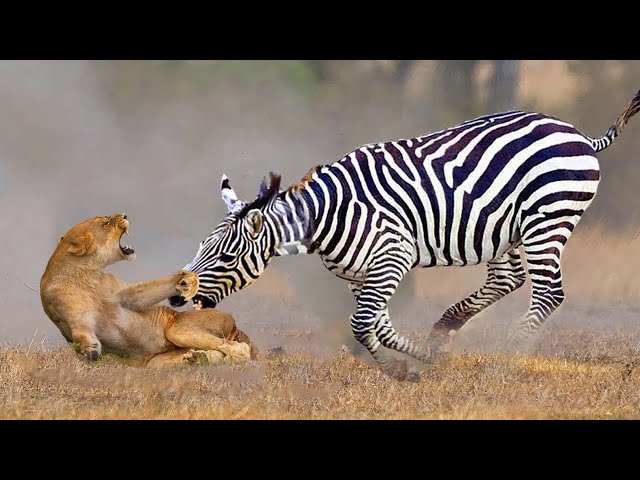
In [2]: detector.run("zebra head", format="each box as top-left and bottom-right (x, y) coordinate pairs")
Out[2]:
(169, 172), (282, 309)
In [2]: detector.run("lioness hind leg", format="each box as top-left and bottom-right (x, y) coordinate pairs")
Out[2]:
(182, 349), (225, 365)
(165, 321), (226, 351)
(165, 309), (240, 351)
(145, 349), (190, 368)
(180, 345), (250, 364)
(145, 349), (224, 368)
(165, 311), (256, 361)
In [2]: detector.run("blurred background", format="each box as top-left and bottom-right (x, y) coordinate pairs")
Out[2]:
(1, 60), (639, 354)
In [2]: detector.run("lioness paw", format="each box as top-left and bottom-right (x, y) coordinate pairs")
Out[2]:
(81, 347), (100, 362)
(176, 271), (199, 300)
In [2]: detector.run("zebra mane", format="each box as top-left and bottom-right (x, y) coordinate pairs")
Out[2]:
(288, 164), (324, 193)
(236, 172), (282, 217)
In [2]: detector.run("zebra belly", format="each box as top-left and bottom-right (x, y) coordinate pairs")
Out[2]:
(413, 226), (518, 268)
(319, 254), (366, 283)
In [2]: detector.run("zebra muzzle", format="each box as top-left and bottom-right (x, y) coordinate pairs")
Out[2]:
(169, 295), (187, 307)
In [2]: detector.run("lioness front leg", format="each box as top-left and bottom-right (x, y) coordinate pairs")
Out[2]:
(71, 327), (102, 361)
(116, 271), (199, 311)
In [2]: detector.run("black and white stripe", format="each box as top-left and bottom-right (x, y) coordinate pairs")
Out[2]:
(172, 90), (640, 379)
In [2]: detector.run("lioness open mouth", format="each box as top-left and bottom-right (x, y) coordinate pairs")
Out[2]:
(119, 226), (135, 258)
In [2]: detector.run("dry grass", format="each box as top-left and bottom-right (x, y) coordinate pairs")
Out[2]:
(2, 328), (640, 420)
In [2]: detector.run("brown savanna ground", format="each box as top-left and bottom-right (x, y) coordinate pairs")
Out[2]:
(2, 329), (640, 420)
(2, 227), (640, 420)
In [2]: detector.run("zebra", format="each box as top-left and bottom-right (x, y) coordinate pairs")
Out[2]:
(170, 90), (640, 381)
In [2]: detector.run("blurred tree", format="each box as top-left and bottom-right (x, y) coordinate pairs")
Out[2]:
(394, 60), (415, 86)
(487, 60), (520, 112)
(434, 60), (480, 120)
(306, 60), (331, 82)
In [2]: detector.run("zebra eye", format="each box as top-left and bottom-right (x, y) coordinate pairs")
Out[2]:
(219, 253), (236, 263)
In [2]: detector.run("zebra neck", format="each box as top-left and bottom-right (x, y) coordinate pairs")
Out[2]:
(268, 194), (315, 256)
(275, 241), (310, 256)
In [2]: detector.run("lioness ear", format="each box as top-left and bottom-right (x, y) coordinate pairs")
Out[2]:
(244, 209), (264, 237)
(221, 174), (246, 214)
(67, 232), (96, 256)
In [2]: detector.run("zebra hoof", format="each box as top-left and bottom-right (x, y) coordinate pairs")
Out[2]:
(505, 329), (535, 354)
(381, 358), (409, 381)
(406, 368), (421, 383)
(428, 349), (450, 364)
(426, 325), (450, 343)
(425, 336), (451, 363)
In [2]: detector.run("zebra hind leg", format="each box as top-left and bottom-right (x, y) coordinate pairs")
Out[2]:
(508, 229), (570, 350)
(426, 249), (526, 358)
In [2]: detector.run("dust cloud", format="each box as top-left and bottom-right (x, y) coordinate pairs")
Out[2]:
(0, 61), (364, 347)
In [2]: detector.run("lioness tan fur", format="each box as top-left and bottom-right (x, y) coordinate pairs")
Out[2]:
(40, 213), (258, 367)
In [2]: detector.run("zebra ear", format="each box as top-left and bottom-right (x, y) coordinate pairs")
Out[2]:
(244, 209), (264, 238)
(221, 174), (245, 214)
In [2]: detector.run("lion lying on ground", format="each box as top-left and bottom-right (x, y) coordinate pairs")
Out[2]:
(40, 213), (258, 367)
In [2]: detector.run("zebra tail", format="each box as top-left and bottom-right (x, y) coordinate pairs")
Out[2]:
(589, 89), (640, 153)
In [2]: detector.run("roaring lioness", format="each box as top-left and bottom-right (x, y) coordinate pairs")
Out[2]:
(40, 213), (258, 367)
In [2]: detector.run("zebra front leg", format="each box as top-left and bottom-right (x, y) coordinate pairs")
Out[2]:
(351, 300), (431, 381)
(373, 308), (431, 364)
(350, 255), (431, 380)
(372, 309), (424, 382)
(426, 249), (526, 356)
(349, 281), (421, 380)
